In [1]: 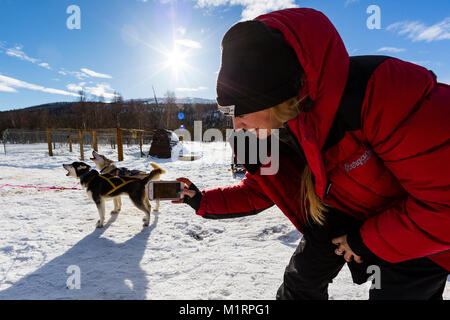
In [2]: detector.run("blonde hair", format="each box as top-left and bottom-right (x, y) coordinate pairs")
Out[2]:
(269, 96), (328, 225)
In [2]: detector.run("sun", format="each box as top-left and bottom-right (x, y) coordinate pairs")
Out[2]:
(164, 48), (188, 76)
(135, 35), (205, 87)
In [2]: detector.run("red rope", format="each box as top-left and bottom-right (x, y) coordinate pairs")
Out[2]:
(0, 183), (82, 191)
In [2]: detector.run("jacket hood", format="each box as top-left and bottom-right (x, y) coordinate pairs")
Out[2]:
(255, 8), (349, 197)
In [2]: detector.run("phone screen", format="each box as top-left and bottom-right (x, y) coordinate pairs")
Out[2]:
(153, 182), (181, 199)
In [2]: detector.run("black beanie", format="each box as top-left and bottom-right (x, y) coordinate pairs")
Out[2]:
(216, 20), (304, 117)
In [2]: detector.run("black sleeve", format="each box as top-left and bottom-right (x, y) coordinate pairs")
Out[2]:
(183, 183), (203, 212)
(347, 229), (389, 265)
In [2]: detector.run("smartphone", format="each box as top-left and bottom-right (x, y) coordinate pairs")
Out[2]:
(148, 180), (185, 201)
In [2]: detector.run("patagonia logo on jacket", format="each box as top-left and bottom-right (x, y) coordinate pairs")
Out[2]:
(344, 149), (373, 172)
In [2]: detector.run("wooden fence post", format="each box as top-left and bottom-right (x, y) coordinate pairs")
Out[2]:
(46, 128), (53, 157)
(138, 131), (143, 156)
(68, 135), (72, 152)
(92, 130), (98, 152)
(79, 130), (84, 160)
(117, 128), (123, 162)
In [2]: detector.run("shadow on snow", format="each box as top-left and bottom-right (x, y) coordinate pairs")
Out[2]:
(0, 213), (159, 299)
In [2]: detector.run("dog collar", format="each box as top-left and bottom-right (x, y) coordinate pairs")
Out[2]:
(79, 171), (90, 180)
(81, 172), (97, 188)
(79, 170), (96, 188)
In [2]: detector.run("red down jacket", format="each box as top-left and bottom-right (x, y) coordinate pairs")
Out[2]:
(196, 8), (450, 270)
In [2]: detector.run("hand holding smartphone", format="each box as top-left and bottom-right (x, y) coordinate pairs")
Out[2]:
(171, 177), (198, 204)
(148, 180), (185, 201)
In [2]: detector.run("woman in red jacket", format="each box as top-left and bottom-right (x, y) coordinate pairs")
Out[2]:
(173, 8), (450, 299)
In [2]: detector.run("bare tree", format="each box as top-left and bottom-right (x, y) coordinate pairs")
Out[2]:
(73, 90), (87, 129)
(111, 92), (123, 128)
(164, 90), (176, 129)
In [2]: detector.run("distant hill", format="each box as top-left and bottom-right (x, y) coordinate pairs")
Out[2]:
(0, 96), (227, 136)
(22, 101), (74, 111)
(17, 97), (216, 112)
(132, 97), (217, 105)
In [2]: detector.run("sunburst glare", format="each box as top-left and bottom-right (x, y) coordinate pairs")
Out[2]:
(163, 47), (189, 79)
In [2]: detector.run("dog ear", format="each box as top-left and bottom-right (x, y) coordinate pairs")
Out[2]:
(78, 163), (91, 170)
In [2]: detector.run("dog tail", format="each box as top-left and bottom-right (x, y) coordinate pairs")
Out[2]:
(141, 169), (163, 185)
(149, 162), (166, 174)
(141, 163), (166, 184)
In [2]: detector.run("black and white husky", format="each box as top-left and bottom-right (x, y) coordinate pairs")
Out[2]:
(63, 161), (165, 228)
(89, 150), (161, 214)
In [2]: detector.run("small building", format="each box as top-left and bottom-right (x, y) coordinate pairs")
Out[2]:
(148, 129), (179, 158)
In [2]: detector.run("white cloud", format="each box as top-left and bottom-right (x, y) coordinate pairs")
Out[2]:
(344, 0), (359, 7)
(195, 0), (298, 21)
(377, 47), (406, 53)
(3, 45), (53, 70)
(5, 45), (38, 63)
(80, 68), (113, 79)
(176, 86), (208, 92)
(66, 82), (117, 99)
(71, 71), (89, 80)
(58, 69), (92, 80)
(38, 62), (51, 70)
(66, 83), (84, 92)
(85, 84), (117, 99)
(0, 83), (17, 93)
(175, 39), (202, 49)
(0, 74), (79, 97)
(387, 17), (450, 42)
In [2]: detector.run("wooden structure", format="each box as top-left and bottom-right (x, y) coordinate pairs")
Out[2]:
(148, 129), (173, 159)
(46, 128), (53, 157)
(178, 154), (201, 161)
(45, 128), (160, 161)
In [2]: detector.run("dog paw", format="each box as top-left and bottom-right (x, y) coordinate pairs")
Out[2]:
(110, 210), (120, 215)
(96, 220), (104, 228)
(143, 220), (150, 227)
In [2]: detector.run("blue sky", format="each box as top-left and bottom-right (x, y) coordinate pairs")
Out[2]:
(0, 0), (449, 110)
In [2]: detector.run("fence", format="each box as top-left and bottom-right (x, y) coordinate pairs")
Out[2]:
(2, 128), (159, 161)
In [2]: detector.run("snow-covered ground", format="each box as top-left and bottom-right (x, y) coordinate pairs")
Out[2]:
(0, 142), (448, 300)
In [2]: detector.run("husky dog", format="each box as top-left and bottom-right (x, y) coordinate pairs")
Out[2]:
(63, 161), (165, 228)
(90, 150), (148, 178)
(90, 150), (161, 214)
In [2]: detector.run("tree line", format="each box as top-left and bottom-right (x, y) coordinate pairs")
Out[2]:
(0, 91), (231, 138)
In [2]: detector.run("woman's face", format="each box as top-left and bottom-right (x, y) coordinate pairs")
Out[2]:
(232, 108), (283, 138)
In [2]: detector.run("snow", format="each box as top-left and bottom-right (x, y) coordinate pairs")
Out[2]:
(0, 142), (448, 300)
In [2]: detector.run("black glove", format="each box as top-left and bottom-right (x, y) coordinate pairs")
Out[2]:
(183, 182), (202, 212)
(347, 229), (388, 265)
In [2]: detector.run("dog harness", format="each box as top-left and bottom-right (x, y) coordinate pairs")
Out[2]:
(98, 174), (140, 195)
(82, 171), (140, 195)
(100, 167), (140, 177)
